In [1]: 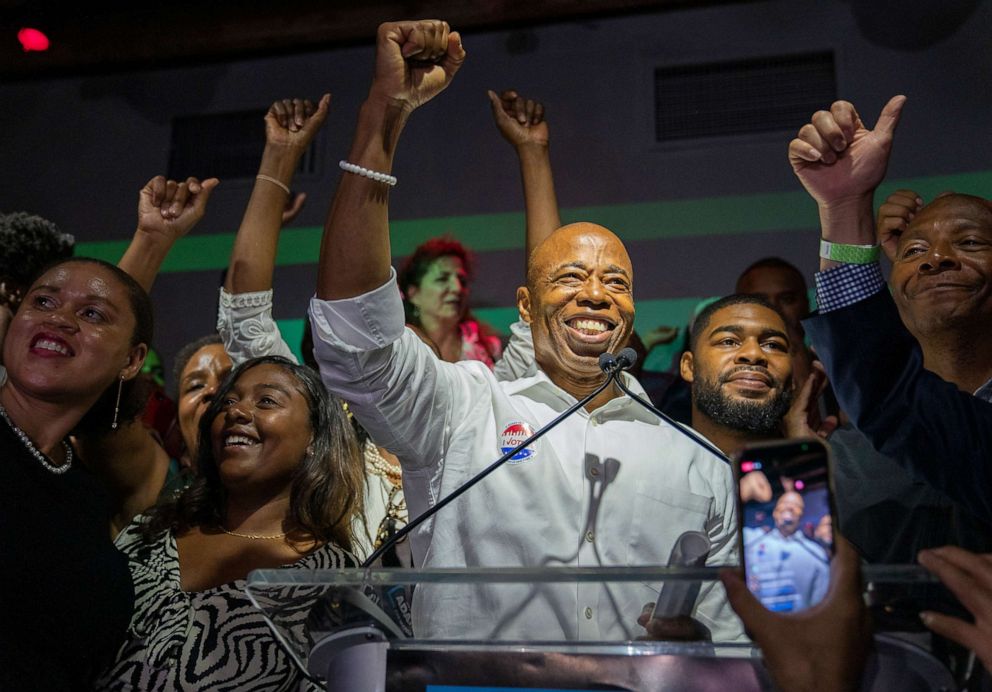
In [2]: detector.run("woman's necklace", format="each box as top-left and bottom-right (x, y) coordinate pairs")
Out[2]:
(374, 484), (408, 549)
(220, 526), (287, 541)
(0, 403), (72, 475)
(364, 443), (402, 487)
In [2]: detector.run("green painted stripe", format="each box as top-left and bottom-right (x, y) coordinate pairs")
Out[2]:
(78, 169), (992, 271)
(276, 318), (308, 364)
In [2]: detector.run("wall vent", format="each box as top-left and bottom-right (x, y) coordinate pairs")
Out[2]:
(168, 109), (320, 180)
(654, 52), (836, 142)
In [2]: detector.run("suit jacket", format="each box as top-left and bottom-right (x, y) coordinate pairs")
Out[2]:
(804, 290), (992, 524)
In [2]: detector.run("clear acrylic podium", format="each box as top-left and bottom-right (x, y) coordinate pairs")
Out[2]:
(245, 564), (956, 692)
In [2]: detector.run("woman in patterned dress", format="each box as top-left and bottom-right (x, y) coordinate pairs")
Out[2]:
(98, 356), (366, 691)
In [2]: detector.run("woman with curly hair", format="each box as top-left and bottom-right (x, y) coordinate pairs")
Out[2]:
(0, 211), (74, 308)
(398, 236), (502, 367)
(98, 356), (365, 691)
(0, 211), (74, 359)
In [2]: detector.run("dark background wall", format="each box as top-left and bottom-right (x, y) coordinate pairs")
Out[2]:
(1, 0), (990, 384)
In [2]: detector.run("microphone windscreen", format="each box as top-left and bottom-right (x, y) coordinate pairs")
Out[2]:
(617, 347), (639, 370)
(598, 352), (618, 373)
(667, 530), (711, 566)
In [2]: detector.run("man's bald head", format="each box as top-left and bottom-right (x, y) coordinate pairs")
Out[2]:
(517, 222), (635, 394)
(526, 223), (633, 294)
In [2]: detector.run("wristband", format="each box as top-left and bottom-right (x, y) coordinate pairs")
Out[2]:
(819, 239), (880, 264)
(339, 160), (397, 187)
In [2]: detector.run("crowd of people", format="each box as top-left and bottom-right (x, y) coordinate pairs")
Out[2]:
(1, 17), (991, 692)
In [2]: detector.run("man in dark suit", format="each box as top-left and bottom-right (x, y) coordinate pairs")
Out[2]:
(786, 95), (992, 527)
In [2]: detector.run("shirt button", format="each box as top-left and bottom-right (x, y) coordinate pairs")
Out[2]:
(585, 531), (595, 543)
(590, 417), (599, 427)
(584, 607), (593, 619)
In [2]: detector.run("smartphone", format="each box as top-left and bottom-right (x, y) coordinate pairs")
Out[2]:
(733, 438), (836, 613)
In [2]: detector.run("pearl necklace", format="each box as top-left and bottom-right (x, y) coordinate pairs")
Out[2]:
(0, 403), (72, 474)
(220, 526), (287, 540)
(364, 444), (402, 487)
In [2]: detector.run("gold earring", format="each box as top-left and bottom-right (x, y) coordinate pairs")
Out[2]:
(111, 375), (125, 430)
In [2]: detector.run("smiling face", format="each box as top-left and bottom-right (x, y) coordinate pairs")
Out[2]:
(178, 343), (232, 459)
(681, 302), (794, 436)
(2, 261), (146, 406)
(889, 194), (992, 339)
(406, 255), (469, 324)
(517, 224), (634, 391)
(773, 491), (805, 537)
(209, 363), (312, 497)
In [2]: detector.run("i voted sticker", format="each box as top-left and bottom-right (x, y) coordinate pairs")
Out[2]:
(500, 421), (536, 464)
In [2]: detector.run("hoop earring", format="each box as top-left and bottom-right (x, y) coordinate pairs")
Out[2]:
(111, 375), (125, 430)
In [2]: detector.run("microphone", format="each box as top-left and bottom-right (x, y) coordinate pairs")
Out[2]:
(598, 351), (618, 374)
(604, 346), (727, 461)
(649, 530), (711, 620)
(610, 357), (729, 462)
(615, 347), (638, 371)
(362, 360), (625, 568)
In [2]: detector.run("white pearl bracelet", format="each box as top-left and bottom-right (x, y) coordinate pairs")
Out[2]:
(338, 160), (397, 187)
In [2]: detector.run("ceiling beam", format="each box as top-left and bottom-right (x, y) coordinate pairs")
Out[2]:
(0, 0), (756, 80)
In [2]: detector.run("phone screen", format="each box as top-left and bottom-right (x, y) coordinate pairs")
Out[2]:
(736, 439), (834, 613)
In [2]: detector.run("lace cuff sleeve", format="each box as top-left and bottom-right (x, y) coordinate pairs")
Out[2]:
(216, 287), (298, 365)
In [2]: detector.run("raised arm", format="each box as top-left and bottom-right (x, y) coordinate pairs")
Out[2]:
(224, 95), (329, 294)
(486, 90), (558, 381)
(118, 175), (219, 292)
(487, 89), (561, 258)
(787, 95), (906, 266)
(316, 20), (465, 300)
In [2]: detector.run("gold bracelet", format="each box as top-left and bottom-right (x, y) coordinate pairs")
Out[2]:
(256, 174), (290, 195)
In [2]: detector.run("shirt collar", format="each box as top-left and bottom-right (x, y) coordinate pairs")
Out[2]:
(503, 368), (660, 424)
(974, 376), (992, 403)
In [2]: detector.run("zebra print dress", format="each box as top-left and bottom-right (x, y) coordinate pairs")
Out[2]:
(96, 520), (358, 691)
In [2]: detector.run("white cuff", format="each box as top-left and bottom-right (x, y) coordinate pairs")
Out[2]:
(308, 269), (406, 353)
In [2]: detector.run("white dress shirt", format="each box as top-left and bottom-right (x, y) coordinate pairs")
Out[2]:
(309, 271), (744, 643)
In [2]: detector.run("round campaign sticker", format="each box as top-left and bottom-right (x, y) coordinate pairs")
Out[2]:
(500, 421), (537, 464)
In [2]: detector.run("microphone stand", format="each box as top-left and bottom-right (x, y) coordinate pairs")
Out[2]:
(611, 348), (730, 463)
(362, 363), (624, 568)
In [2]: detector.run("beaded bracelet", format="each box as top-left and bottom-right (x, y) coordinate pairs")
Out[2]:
(339, 160), (397, 187)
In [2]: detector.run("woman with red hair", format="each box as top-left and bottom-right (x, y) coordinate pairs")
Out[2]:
(398, 236), (501, 367)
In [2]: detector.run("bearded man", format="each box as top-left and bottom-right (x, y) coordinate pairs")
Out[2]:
(680, 294), (798, 457)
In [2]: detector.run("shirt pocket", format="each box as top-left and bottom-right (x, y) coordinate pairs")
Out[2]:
(625, 480), (714, 566)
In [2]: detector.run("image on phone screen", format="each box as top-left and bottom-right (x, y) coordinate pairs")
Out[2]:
(738, 439), (833, 613)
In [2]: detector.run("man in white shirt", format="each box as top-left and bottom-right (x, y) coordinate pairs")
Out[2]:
(308, 19), (743, 643)
(742, 491), (829, 612)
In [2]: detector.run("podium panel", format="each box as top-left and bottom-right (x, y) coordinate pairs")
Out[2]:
(245, 564), (951, 692)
